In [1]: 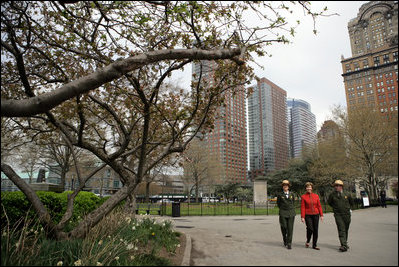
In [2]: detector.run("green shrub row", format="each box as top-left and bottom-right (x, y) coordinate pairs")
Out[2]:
(1, 191), (107, 231)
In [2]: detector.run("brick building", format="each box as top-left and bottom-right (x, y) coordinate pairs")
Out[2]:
(341, 1), (398, 119)
(192, 60), (248, 185)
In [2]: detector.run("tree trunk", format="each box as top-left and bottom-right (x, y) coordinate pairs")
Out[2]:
(195, 180), (199, 203)
(60, 170), (66, 191)
(1, 163), (62, 239)
(69, 184), (135, 240)
(145, 182), (151, 203)
(2, 162), (141, 240)
(124, 192), (136, 214)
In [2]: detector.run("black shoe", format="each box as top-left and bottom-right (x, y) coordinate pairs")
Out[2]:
(339, 246), (347, 252)
(287, 244), (292, 249)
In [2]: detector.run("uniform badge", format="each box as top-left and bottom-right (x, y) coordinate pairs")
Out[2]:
(344, 196), (347, 199)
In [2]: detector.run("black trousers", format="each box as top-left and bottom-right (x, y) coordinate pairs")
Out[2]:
(334, 213), (351, 248)
(305, 214), (320, 247)
(279, 216), (295, 245)
(381, 198), (387, 208)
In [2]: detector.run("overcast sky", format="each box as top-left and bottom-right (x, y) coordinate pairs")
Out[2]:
(251, 1), (368, 131)
(172, 1), (369, 131)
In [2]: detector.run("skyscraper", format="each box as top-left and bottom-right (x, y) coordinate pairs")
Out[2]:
(287, 98), (317, 159)
(248, 77), (289, 180)
(341, 1), (398, 119)
(192, 60), (247, 185)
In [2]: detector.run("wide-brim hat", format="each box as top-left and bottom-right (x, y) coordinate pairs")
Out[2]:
(333, 180), (344, 186)
(282, 180), (290, 186)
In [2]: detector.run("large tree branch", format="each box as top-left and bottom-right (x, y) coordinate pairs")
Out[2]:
(1, 48), (243, 117)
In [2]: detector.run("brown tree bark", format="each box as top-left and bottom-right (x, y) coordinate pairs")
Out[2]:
(1, 48), (243, 117)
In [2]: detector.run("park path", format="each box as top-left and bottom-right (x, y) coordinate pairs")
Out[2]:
(170, 206), (398, 266)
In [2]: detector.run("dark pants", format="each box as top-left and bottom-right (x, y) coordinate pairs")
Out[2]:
(279, 216), (295, 245)
(381, 198), (387, 208)
(305, 214), (320, 247)
(334, 213), (351, 248)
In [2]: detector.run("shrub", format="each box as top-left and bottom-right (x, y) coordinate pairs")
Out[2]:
(1, 191), (102, 231)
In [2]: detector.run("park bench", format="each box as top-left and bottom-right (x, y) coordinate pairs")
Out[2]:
(136, 203), (163, 215)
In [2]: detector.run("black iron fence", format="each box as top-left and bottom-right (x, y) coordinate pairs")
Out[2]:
(135, 199), (364, 217)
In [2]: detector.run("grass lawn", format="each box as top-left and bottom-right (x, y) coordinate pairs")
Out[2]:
(136, 201), (342, 216)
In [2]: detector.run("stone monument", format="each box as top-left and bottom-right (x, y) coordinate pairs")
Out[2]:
(253, 180), (267, 205)
(36, 168), (46, 183)
(30, 168), (63, 193)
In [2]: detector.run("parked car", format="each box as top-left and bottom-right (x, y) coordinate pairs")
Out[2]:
(202, 197), (219, 203)
(157, 199), (174, 203)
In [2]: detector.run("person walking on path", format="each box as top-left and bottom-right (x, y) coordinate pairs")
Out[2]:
(300, 182), (323, 250)
(380, 190), (387, 208)
(277, 179), (296, 250)
(327, 179), (354, 252)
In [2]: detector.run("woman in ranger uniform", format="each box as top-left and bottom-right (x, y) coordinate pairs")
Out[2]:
(328, 179), (354, 252)
(277, 179), (296, 249)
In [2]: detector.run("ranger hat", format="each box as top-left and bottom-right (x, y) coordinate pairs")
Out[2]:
(282, 180), (290, 186)
(333, 179), (344, 186)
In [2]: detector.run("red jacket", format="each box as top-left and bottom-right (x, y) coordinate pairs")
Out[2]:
(301, 192), (323, 218)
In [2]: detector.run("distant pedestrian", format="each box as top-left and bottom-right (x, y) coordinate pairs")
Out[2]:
(380, 190), (387, 208)
(301, 182), (323, 250)
(327, 179), (354, 252)
(277, 179), (296, 249)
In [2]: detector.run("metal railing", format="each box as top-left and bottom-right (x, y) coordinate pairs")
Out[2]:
(135, 199), (363, 217)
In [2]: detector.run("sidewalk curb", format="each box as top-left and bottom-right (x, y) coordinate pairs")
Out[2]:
(181, 233), (192, 266)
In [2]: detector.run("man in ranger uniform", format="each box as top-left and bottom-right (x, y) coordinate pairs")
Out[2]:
(277, 179), (296, 249)
(328, 179), (354, 252)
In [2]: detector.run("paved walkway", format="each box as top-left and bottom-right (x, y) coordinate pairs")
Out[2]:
(170, 206), (398, 266)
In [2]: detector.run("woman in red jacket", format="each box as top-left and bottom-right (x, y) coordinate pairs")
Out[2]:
(301, 182), (324, 250)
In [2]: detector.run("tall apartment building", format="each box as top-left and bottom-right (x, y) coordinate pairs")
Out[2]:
(191, 60), (247, 185)
(341, 1), (398, 118)
(248, 77), (289, 181)
(287, 98), (317, 159)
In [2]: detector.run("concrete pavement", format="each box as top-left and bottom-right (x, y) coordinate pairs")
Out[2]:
(170, 206), (398, 266)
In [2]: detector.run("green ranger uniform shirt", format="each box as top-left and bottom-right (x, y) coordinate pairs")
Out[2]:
(277, 191), (296, 217)
(327, 191), (354, 215)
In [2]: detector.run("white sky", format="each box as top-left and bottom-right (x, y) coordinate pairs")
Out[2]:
(251, 1), (368, 131)
(172, 1), (369, 131)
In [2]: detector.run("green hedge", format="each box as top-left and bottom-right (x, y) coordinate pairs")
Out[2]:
(1, 191), (105, 230)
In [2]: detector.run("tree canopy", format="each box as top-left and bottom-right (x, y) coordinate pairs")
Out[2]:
(1, 1), (332, 240)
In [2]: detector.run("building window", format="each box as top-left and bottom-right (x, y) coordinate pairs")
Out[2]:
(373, 56), (380, 66)
(363, 59), (369, 68)
(383, 54), (390, 64)
(345, 64), (351, 73)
